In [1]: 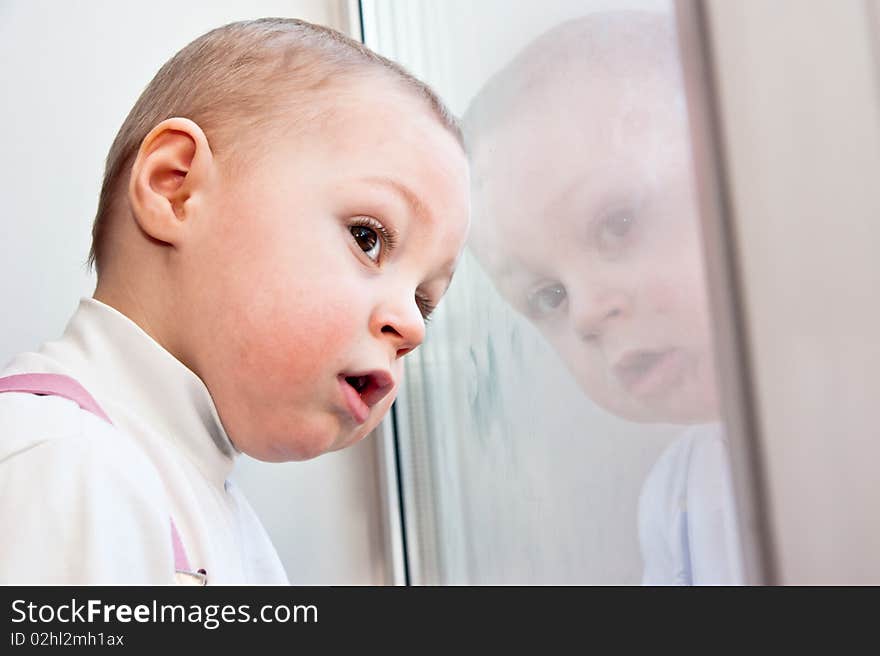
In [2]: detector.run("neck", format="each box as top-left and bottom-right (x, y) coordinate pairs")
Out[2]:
(93, 273), (182, 368)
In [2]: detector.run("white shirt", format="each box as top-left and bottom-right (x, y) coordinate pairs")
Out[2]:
(638, 424), (745, 585)
(0, 298), (289, 584)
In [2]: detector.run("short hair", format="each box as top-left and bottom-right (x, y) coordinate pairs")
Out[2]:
(88, 17), (463, 274)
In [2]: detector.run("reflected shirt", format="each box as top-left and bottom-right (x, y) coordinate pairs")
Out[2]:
(0, 298), (289, 584)
(638, 424), (745, 585)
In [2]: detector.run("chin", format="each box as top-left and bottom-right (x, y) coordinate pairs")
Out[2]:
(329, 425), (374, 453)
(237, 420), (344, 463)
(620, 400), (721, 426)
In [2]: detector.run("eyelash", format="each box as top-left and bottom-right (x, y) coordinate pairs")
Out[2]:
(349, 216), (436, 323)
(415, 292), (436, 323)
(350, 215), (398, 262)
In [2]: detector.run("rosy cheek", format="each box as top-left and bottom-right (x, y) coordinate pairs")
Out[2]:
(637, 253), (701, 316)
(647, 263), (712, 333)
(647, 281), (681, 315)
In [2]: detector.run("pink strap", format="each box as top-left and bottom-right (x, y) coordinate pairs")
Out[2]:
(170, 515), (191, 572)
(0, 373), (193, 575)
(0, 373), (113, 424)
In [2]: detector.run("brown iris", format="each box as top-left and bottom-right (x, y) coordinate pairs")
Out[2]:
(351, 225), (378, 253)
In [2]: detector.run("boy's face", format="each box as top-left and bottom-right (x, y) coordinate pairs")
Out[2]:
(471, 71), (718, 424)
(178, 80), (470, 461)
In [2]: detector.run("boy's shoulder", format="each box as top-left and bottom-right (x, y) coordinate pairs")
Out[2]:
(0, 391), (178, 583)
(1, 390), (93, 457)
(0, 390), (166, 500)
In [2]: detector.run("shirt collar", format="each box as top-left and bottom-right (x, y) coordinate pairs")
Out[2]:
(38, 297), (237, 487)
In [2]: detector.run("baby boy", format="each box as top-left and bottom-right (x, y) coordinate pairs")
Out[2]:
(0, 18), (469, 584)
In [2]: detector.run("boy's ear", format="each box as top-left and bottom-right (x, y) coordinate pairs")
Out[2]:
(128, 117), (214, 247)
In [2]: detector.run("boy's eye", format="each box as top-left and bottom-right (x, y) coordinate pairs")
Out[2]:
(351, 225), (381, 261)
(526, 283), (567, 318)
(349, 216), (397, 263)
(597, 210), (636, 251)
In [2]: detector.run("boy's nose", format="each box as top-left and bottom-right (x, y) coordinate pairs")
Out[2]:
(371, 296), (426, 359)
(570, 289), (629, 342)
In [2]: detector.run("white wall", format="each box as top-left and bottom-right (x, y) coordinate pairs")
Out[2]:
(0, 0), (350, 362)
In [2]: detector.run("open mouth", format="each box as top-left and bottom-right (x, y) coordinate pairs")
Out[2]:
(346, 375), (369, 392)
(338, 370), (394, 424)
(613, 348), (684, 398)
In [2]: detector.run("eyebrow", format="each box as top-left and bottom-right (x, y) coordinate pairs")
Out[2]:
(360, 175), (458, 293)
(360, 176), (429, 223)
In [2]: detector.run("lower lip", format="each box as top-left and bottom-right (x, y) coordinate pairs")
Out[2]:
(339, 376), (370, 424)
(620, 349), (687, 399)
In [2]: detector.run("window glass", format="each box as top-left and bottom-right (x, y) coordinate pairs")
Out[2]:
(363, 0), (746, 584)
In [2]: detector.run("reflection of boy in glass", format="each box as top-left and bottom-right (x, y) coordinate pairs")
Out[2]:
(464, 11), (744, 584)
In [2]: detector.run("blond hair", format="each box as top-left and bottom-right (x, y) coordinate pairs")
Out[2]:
(88, 17), (462, 274)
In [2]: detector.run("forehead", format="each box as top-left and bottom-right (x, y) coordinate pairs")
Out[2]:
(468, 72), (687, 275)
(249, 78), (469, 217)
(475, 73), (682, 212)
(478, 70), (681, 180)
(324, 83), (468, 219)
(324, 80), (462, 163)
(250, 80), (470, 280)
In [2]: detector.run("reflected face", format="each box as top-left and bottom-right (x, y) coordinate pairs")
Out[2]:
(471, 71), (718, 424)
(178, 79), (470, 460)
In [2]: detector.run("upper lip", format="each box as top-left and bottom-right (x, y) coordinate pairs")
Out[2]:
(339, 369), (395, 408)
